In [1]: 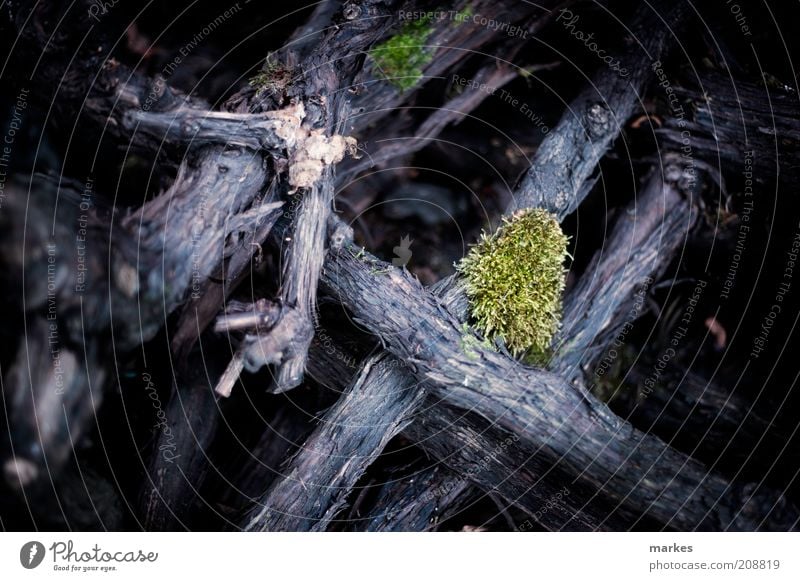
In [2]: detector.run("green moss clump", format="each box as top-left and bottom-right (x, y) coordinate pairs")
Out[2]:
(369, 18), (435, 91)
(457, 209), (568, 364)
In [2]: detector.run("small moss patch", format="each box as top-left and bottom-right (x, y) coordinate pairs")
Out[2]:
(457, 209), (568, 363)
(249, 55), (292, 97)
(369, 18), (435, 91)
(454, 6), (473, 24)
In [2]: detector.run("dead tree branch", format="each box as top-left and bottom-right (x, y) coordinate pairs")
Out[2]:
(512, 2), (687, 218)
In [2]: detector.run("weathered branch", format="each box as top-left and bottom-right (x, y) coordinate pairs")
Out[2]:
(402, 403), (617, 530)
(658, 72), (800, 186)
(209, 390), (330, 525)
(613, 366), (800, 478)
(124, 146), (276, 326)
(552, 157), (699, 382)
(338, 62), (521, 183)
(319, 224), (798, 530)
(349, 466), (476, 531)
(244, 352), (426, 531)
(203, 0), (398, 392)
(121, 101), (306, 154)
(139, 367), (220, 531)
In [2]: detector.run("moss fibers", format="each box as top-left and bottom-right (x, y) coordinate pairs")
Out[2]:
(457, 209), (568, 363)
(369, 18), (435, 91)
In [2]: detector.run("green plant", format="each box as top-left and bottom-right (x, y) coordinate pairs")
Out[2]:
(369, 18), (435, 91)
(457, 209), (568, 364)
